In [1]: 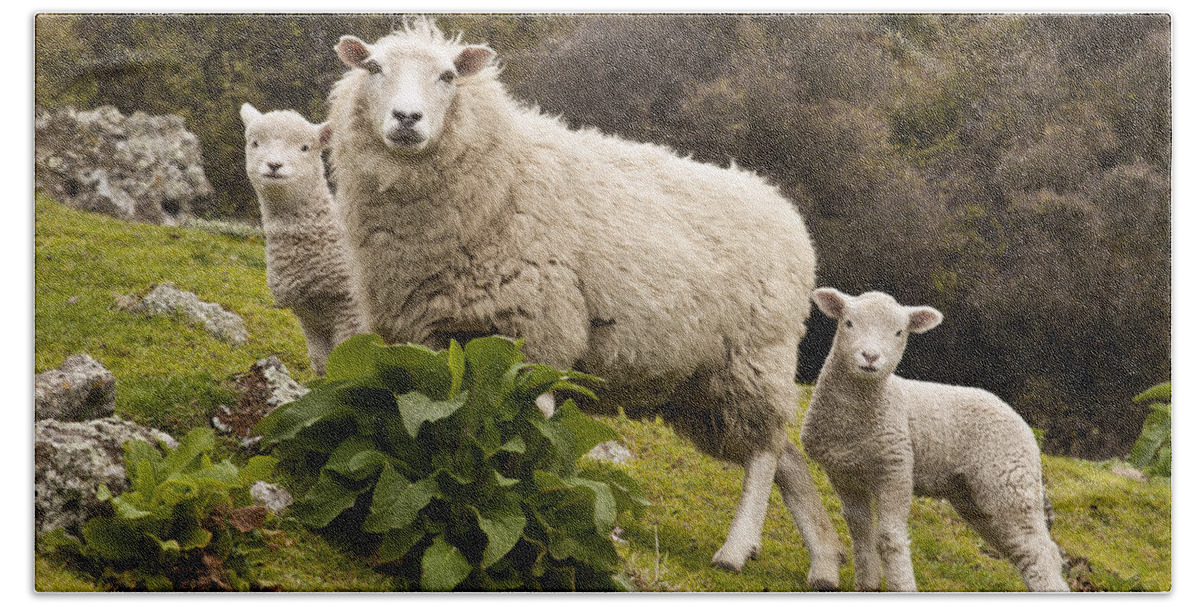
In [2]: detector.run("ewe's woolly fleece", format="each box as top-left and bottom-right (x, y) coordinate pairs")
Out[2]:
(243, 109), (363, 375)
(801, 291), (1068, 592)
(327, 24), (817, 461)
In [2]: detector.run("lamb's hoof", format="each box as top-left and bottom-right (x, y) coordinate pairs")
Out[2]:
(711, 545), (751, 572)
(807, 577), (839, 592)
(748, 545), (760, 560)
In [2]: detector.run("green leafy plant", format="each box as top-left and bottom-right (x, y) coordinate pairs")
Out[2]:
(1129, 382), (1171, 477)
(254, 334), (646, 591)
(39, 428), (278, 591)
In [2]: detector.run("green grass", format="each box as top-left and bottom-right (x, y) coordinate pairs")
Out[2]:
(33, 195), (1170, 592)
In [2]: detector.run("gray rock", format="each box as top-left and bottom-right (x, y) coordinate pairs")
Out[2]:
(132, 282), (247, 345)
(35, 417), (177, 536)
(35, 354), (116, 422)
(250, 481), (294, 515)
(585, 440), (633, 464)
(214, 356), (308, 448)
(34, 105), (214, 224)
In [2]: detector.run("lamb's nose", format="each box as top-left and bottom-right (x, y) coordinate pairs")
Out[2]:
(863, 352), (880, 364)
(392, 110), (423, 127)
(267, 162), (283, 172)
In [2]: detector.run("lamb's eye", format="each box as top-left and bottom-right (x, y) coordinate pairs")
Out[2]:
(845, 320), (853, 328)
(439, 70), (456, 83)
(895, 329), (903, 337)
(301, 145), (310, 152)
(365, 60), (382, 75)
(251, 141), (258, 148)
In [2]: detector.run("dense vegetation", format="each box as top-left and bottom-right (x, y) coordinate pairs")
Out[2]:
(34, 14), (1169, 458)
(33, 198), (1170, 591)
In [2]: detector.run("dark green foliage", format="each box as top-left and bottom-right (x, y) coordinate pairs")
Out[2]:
(38, 428), (278, 591)
(255, 335), (646, 591)
(1129, 382), (1170, 477)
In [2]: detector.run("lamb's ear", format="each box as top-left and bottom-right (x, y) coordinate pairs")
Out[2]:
(336, 35), (373, 69)
(907, 306), (944, 334)
(812, 288), (848, 320)
(239, 103), (261, 127)
(454, 45), (496, 77)
(316, 123), (333, 148)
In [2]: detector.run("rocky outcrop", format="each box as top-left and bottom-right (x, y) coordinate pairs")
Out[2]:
(130, 282), (247, 345)
(34, 354), (115, 422)
(35, 105), (213, 224)
(213, 356), (308, 447)
(34, 417), (177, 536)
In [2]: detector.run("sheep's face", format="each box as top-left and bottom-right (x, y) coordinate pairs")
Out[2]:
(240, 104), (332, 205)
(813, 288), (943, 379)
(336, 34), (495, 154)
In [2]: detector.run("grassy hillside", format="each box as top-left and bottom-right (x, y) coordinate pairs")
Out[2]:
(33, 196), (1170, 592)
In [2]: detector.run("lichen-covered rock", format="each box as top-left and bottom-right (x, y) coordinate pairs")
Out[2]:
(34, 354), (115, 422)
(34, 417), (177, 536)
(34, 105), (214, 224)
(585, 440), (633, 464)
(131, 282), (247, 345)
(213, 356), (308, 447)
(249, 481), (294, 515)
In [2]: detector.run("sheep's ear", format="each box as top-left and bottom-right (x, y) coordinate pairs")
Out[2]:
(239, 103), (261, 126)
(336, 35), (373, 69)
(907, 306), (944, 334)
(812, 288), (848, 320)
(454, 45), (495, 77)
(316, 123), (333, 148)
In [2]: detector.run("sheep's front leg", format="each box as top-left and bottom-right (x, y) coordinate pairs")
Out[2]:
(712, 449), (779, 571)
(875, 479), (917, 592)
(838, 485), (882, 591)
(776, 442), (844, 590)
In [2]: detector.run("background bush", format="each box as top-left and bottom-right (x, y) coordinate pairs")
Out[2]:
(33, 14), (1170, 459)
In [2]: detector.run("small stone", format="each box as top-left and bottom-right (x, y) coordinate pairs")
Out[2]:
(213, 356), (308, 448)
(1111, 463), (1149, 483)
(250, 481), (294, 515)
(35, 354), (116, 422)
(585, 440), (633, 464)
(130, 282), (247, 345)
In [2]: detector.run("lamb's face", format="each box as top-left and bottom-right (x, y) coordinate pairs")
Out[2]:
(812, 288), (943, 379)
(240, 104), (331, 201)
(336, 34), (495, 154)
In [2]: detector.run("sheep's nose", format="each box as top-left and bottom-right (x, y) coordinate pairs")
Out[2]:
(392, 110), (423, 127)
(862, 351), (880, 364)
(267, 162), (283, 172)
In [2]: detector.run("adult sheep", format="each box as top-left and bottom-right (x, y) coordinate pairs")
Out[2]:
(327, 19), (842, 585)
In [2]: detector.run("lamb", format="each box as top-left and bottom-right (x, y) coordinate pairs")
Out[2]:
(324, 19), (844, 586)
(240, 103), (364, 376)
(800, 288), (1069, 592)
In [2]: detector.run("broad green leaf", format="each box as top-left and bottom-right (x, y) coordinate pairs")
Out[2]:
(580, 468), (650, 514)
(377, 525), (427, 564)
(325, 333), (386, 383)
(564, 477), (618, 531)
(363, 466), (440, 533)
(1130, 405), (1170, 468)
(123, 439), (164, 493)
(421, 535), (473, 591)
(162, 428), (216, 475)
(174, 518), (214, 550)
(254, 388), (355, 444)
(238, 455), (279, 486)
(447, 339), (466, 398)
(492, 469), (520, 488)
(190, 459), (241, 486)
(529, 417), (575, 465)
(1133, 382), (1171, 405)
(465, 336), (526, 411)
(553, 400), (618, 460)
(397, 391), (468, 438)
(110, 494), (154, 520)
(291, 470), (366, 528)
(81, 516), (141, 560)
(377, 343), (452, 398)
(498, 434), (526, 455)
(324, 436), (395, 481)
(472, 496), (527, 568)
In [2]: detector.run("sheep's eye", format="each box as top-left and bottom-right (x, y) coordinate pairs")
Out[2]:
(301, 145), (310, 152)
(251, 141), (258, 148)
(439, 70), (456, 83)
(844, 320), (853, 328)
(895, 329), (903, 337)
(365, 60), (382, 75)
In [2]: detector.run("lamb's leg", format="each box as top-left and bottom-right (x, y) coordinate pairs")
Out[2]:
(775, 441), (844, 590)
(949, 491), (1069, 592)
(712, 448), (780, 572)
(875, 480), (917, 591)
(838, 485), (882, 591)
(298, 319), (334, 377)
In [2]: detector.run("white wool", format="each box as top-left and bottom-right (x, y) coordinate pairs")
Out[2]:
(801, 288), (1069, 592)
(241, 104), (364, 375)
(325, 19), (842, 584)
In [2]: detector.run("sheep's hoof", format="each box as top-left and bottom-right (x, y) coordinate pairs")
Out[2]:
(748, 545), (760, 560)
(711, 545), (750, 572)
(807, 576), (839, 592)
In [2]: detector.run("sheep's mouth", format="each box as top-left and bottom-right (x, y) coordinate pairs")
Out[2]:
(858, 364), (880, 373)
(386, 128), (426, 147)
(259, 173), (288, 181)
